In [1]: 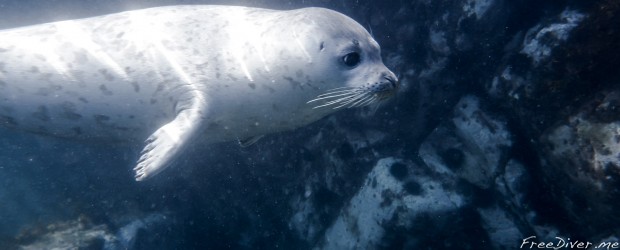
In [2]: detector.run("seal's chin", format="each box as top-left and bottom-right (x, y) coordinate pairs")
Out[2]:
(306, 77), (399, 110)
(372, 88), (397, 102)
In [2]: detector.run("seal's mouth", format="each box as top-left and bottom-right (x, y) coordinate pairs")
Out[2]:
(307, 76), (399, 109)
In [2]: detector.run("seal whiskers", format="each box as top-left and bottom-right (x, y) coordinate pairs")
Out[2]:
(307, 85), (391, 109)
(308, 88), (358, 109)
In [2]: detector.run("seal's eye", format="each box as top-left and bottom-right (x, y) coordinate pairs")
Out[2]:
(342, 52), (361, 67)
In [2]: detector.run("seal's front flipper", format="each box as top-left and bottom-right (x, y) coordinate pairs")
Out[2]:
(134, 92), (206, 181)
(134, 112), (197, 181)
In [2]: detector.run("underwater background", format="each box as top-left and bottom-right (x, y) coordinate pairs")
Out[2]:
(1, 0), (619, 249)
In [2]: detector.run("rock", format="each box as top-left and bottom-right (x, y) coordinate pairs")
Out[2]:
(494, 160), (529, 211)
(14, 216), (112, 250)
(478, 205), (524, 249)
(319, 158), (465, 249)
(540, 91), (620, 236)
(419, 95), (512, 189)
(12, 213), (168, 250)
(521, 9), (586, 65)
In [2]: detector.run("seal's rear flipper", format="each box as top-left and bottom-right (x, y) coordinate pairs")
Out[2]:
(134, 92), (206, 181)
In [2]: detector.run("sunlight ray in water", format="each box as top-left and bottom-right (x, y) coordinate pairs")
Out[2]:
(55, 21), (129, 81)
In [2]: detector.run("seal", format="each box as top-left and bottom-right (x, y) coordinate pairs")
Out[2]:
(0, 5), (399, 181)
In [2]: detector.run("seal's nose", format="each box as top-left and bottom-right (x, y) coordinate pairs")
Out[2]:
(372, 71), (399, 101)
(383, 72), (399, 90)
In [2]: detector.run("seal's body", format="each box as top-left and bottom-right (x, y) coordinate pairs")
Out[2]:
(0, 5), (398, 180)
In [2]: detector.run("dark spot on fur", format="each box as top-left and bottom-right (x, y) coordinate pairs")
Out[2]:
(227, 74), (238, 81)
(32, 105), (50, 121)
(0, 80), (6, 87)
(296, 69), (304, 77)
(130, 82), (140, 92)
(150, 99), (157, 104)
(156, 82), (166, 92)
(0, 48), (8, 53)
(129, 115), (135, 119)
(194, 62), (208, 71)
(283, 76), (303, 89)
(78, 97), (89, 103)
(264, 85), (276, 94)
(248, 83), (256, 89)
(99, 84), (113, 95)
(98, 69), (115, 81)
(61, 101), (82, 120)
(29, 66), (39, 73)
(319, 41), (324, 51)
(116, 32), (125, 38)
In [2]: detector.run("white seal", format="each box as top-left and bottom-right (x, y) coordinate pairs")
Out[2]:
(0, 5), (399, 180)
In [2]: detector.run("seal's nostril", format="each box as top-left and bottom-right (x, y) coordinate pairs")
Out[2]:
(383, 76), (398, 88)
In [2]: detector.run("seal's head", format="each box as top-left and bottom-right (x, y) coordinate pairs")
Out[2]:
(295, 8), (400, 110)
